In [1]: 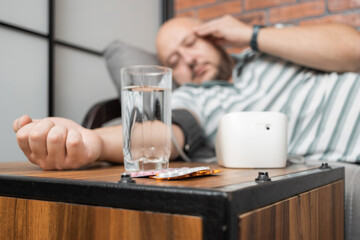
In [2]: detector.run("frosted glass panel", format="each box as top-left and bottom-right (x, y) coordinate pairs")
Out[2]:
(55, 0), (161, 53)
(54, 46), (117, 124)
(0, 0), (48, 34)
(0, 27), (48, 162)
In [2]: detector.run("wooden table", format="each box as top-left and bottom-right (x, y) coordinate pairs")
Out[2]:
(0, 161), (344, 240)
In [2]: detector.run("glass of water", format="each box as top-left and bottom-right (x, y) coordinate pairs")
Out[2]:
(120, 65), (172, 172)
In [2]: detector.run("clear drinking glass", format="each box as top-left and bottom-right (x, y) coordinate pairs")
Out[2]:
(120, 65), (172, 172)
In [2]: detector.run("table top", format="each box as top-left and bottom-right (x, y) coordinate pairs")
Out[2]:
(0, 161), (321, 189)
(0, 161), (344, 240)
(0, 160), (343, 212)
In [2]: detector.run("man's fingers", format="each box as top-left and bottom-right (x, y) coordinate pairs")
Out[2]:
(13, 118), (20, 132)
(13, 115), (33, 133)
(203, 34), (226, 45)
(194, 23), (216, 36)
(28, 120), (55, 160)
(195, 24), (228, 46)
(16, 123), (36, 158)
(46, 125), (68, 170)
(194, 18), (223, 36)
(66, 129), (86, 168)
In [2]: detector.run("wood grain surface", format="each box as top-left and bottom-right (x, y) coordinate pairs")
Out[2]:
(0, 161), (319, 189)
(238, 180), (344, 240)
(0, 196), (202, 240)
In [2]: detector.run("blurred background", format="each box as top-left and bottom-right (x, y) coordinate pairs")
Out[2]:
(0, 0), (166, 162)
(1, 0), (359, 162)
(175, 0), (360, 52)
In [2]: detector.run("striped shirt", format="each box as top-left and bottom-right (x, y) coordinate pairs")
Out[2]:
(171, 49), (360, 163)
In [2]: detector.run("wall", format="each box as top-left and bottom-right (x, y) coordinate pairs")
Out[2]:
(175, 0), (360, 51)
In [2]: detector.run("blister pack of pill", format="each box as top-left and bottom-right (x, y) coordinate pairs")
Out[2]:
(129, 167), (190, 178)
(150, 166), (221, 180)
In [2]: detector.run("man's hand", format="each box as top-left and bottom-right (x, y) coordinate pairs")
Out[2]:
(194, 15), (252, 48)
(13, 115), (103, 170)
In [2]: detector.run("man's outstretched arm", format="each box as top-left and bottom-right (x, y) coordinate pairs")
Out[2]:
(96, 120), (185, 163)
(195, 15), (360, 73)
(13, 115), (184, 170)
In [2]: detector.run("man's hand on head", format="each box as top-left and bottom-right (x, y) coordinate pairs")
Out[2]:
(13, 115), (103, 170)
(194, 15), (253, 48)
